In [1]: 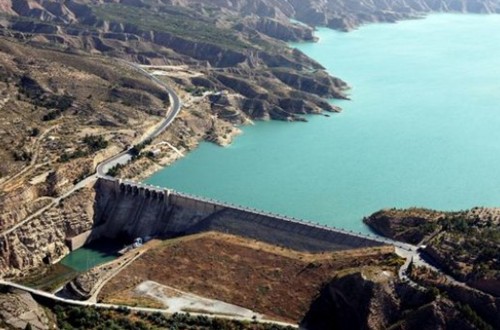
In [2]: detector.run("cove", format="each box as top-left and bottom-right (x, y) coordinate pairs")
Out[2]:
(146, 14), (500, 234)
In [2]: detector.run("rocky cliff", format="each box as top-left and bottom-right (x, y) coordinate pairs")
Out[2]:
(301, 270), (485, 330)
(0, 288), (52, 329)
(0, 185), (95, 278)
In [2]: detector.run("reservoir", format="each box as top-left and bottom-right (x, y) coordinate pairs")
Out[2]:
(146, 14), (500, 233)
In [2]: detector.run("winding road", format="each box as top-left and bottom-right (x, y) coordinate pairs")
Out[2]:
(96, 61), (183, 178)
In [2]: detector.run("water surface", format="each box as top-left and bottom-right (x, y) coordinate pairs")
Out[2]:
(59, 240), (121, 272)
(147, 14), (500, 233)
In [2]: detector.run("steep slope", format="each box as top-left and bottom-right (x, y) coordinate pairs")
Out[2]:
(301, 271), (491, 330)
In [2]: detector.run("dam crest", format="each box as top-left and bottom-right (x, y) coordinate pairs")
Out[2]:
(70, 177), (409, 253)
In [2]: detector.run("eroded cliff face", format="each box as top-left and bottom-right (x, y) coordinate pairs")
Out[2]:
(0, 288), (52, 329)
(300, 271), (477, 330)
(288, 0), (500, 30)
(4, 0), (497, 124)
(0, 185), (95, 278)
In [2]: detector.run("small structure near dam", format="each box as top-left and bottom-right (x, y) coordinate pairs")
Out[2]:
(69, 177), (405, 252)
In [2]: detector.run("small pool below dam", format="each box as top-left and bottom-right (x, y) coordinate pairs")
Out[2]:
(59, 240), (122, 272)
(19, 240), (122, 291)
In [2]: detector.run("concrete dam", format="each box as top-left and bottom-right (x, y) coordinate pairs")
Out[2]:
(74, 177), (397, 252)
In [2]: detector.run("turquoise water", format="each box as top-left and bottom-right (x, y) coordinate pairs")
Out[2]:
(60, 241), (121, 272)
(146, 14), (500, 233)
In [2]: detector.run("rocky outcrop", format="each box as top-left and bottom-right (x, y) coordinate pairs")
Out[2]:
(0, 186), (95, 278)
(0, 186), (50, 232)
(364, 208), (445, 244)
(301, 271), (478, 330)
(0, 288), (51, 330)
(271, 68), (348, 99)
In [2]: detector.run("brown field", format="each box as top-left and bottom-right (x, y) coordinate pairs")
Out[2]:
(98, 232), (400, 322)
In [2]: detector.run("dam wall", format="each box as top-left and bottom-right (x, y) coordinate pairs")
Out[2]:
(67, 230), (92, 251)
(89, 178), (392, 252)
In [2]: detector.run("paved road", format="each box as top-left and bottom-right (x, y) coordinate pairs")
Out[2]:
(96, 61), (182, 177)
(0, 280), (298, 328)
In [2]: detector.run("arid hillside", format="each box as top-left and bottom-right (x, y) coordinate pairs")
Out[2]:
(0, 38), (170, 232)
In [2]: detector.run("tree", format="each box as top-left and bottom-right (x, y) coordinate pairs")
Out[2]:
(30, 127), (40, 137)
(46, 171), (59, 197)
(83, 134), (108, 152)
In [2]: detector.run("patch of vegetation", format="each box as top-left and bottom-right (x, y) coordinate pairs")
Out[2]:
(106, 163), (124, 177)
(367, 208), (500, 287)
(45, 171), (59, 197)
(18, 75), (74, 112)
(384, 254), (406, 267)
(30, 127), (40, 137)
(59, 135), (109, 162)
(457, 303), (493, 330)
(59, 149), (86, 163)
(73, 167), (93, 185)
(51, 305), (293, 330)
(429, 213), (500, 282)
(83, 134), (109, 152)
(42, 109), (62, 121)
(185, 86), (209, 96)
(130, 138), (152, 157)
(92, 3), (252, 51)
(16, 74), (74, 122)
(12, 149), (32, 162)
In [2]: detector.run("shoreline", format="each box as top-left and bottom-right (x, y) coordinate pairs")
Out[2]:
(131, 14), (500, 235)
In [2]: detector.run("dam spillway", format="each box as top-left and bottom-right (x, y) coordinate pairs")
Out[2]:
(76, 177), (401, 253)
